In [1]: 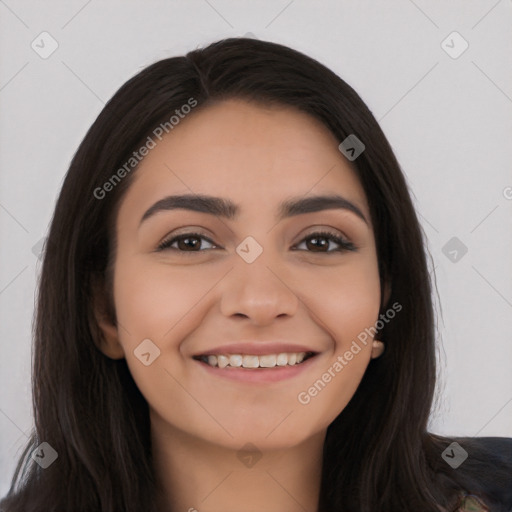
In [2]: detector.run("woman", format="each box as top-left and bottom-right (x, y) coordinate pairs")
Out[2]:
(1, 37), (510, 512)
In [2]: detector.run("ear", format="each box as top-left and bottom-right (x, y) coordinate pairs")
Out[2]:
(89, 273), (125, 360)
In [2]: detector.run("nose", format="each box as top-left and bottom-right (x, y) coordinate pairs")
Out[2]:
(219, 251), (299, 326)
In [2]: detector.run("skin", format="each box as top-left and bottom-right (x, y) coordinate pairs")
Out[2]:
(95, 98), (387, 512)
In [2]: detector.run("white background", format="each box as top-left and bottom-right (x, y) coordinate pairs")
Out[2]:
(1, 0), (511, 495)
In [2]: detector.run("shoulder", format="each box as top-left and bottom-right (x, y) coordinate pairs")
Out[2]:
(447, 436), (512, 511)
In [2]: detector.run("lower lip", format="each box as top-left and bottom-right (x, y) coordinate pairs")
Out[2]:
(194, 355), (318, 383)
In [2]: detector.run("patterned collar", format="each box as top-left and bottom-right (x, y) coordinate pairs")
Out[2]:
(455, 493), (489, 512)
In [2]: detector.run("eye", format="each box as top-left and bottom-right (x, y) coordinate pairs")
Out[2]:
(156, 230), (357, 254)
(157, 232), (218, 252)
(292, 230), (357, 253)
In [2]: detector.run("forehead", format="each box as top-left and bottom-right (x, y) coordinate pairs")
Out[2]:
(121, 98), (369, 220)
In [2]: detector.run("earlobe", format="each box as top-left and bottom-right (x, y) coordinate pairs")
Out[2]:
(371, 340), (385, 359)
(96, 313), (125, 360)
(90, 274), (125, 360)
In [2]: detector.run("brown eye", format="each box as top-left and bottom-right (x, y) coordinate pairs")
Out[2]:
(157, 233), (217, 252)
(293, 231), (357, 253)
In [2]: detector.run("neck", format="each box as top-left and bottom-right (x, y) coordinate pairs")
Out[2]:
(151, 411), (325, 512)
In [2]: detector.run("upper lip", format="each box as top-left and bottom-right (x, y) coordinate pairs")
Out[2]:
(193, 342), (318, 356)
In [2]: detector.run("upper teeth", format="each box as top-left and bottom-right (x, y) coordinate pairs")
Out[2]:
(202, 352), (310, 369)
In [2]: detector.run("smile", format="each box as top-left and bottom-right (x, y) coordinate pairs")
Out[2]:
(194, 351), (316, 369)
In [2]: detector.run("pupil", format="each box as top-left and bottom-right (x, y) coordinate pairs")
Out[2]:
(307, 236), (327, 251)
(180, 237), (199, 250)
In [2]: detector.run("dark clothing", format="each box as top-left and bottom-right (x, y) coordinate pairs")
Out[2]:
(449, 436), (512, 511)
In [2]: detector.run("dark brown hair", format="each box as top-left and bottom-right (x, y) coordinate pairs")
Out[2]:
(1, 37), (507, 512)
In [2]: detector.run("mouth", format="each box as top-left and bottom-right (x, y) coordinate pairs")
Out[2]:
(193, 351), (317, 369)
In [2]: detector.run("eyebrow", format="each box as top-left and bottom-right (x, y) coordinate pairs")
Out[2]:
(139, 193), (368, 227)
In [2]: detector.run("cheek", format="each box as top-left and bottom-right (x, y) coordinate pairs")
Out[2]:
(110, 256), (234, 439)
(291, 260), (381, 426)
(297, 252), (382, 345)
(112, 255), (222, 341)
(295, 257), (380, 429)
(111, 253), (232, 383)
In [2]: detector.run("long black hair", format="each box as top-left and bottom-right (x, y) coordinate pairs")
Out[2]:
(1, 37), (507, 512)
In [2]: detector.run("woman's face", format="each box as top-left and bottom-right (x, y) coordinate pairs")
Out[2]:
(98, 98), (382, 450)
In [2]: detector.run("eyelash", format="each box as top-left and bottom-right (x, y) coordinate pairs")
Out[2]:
(156, 230), (357, 254)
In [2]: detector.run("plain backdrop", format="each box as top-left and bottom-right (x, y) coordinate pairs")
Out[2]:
(1, 0), (511, 496)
